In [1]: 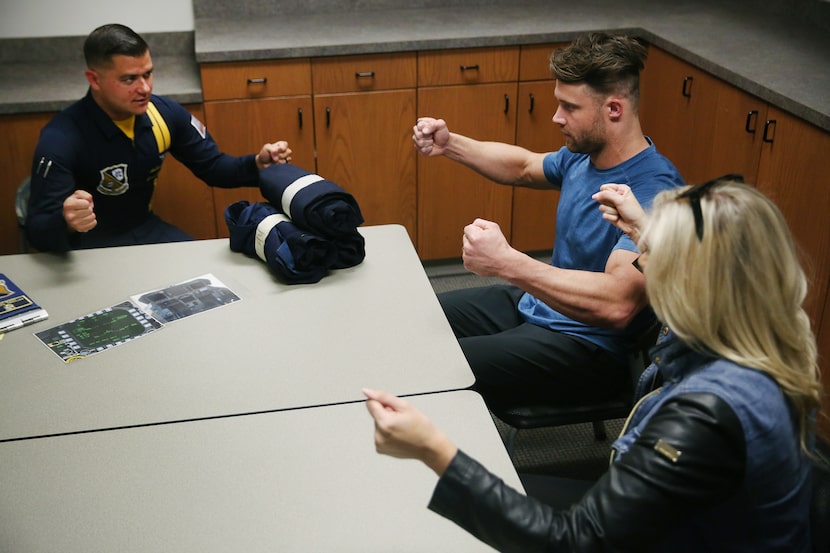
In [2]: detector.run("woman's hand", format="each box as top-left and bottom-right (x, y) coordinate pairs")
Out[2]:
(592, 183), (648, 243)
(364, 388), (458, 476)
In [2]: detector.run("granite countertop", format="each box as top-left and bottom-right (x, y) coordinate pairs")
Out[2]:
(0, 33), (202, 115)
(2, 0), (829, 132)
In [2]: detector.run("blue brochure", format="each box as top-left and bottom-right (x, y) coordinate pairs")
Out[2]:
(0, 273), (49, 333)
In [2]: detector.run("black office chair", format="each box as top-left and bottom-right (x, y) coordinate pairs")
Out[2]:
(812, 450), (830, 553)
(487, 321), (662, 457)
(15, 176), (30, 253)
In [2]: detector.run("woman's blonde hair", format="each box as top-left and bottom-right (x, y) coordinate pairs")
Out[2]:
(641, 180), (820, 451)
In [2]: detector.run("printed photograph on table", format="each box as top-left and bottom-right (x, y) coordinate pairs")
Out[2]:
(35, 301), (162, 363)
(34, 274), (240, 363)
(130, 273), (240, 324)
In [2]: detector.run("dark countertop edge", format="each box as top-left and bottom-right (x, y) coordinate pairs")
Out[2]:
(0, 92), (204, 116)
(193, 29), (626, 62)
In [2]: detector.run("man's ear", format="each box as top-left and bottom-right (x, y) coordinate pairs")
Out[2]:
(607, 97), (624, 121)
(84, 68), (100, 90)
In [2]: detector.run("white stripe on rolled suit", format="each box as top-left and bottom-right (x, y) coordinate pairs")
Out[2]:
(281, 174), (325, 216)
(255, 213), (291, 262)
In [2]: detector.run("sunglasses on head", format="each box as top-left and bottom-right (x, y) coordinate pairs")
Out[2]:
(631, 173), (745, 274)
(676, 173), (744, 240)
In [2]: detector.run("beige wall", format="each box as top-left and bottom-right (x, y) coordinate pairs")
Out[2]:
(0, 0), (194, 39)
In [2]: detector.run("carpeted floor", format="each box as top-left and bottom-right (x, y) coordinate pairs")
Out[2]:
(424, 255), (623, 483)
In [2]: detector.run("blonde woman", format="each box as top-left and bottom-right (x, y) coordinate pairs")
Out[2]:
(365, 177), (821, 552)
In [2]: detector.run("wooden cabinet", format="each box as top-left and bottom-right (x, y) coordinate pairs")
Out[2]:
(200, 59), (316, 237)
(0, 112), (51, 254)
(641, 46), (830, 333)
(641, 46), (830, 418)
(640, 47), (768, 185)
(152, 104), (218, 240)
(416, 47), (519, 260)
(311, 53), (417, 241)
(201, 54), (416, 242)
(416, 44), (568, 259)
(754, 107), (830, 332)
(512, 43), (566, 253)
(752, 111), (830, 428)
(640, 47), (710, 181)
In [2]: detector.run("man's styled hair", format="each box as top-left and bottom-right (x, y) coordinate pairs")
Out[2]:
(84, 24), (149, 69)
(642, 179), (820, 453)
(550, 32), (648, 103)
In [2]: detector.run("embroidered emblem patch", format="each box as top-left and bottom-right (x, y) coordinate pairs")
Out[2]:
(97, 163), (129, 196)
(191, 114), (207, 139)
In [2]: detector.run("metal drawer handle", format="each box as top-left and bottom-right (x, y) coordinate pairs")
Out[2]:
(460, 64), (480, 72)
(745, 110), (758, 134)
(682, 76), (693, 98)
(298, 107), (303, 130)
(247, 78), (267, 85)
(504, 94), (509, 114)
(763, 119), (777, 143)
(529, 93), (535, 113)
(355, 71), (376, 78)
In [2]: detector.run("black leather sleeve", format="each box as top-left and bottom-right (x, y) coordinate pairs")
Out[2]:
(428, 393), (746, 553)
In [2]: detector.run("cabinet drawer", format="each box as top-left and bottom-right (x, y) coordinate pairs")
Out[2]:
(312, 53), (416, 93)
(418, 47), (519, 86)
(200, 59), (312, 101)
(519, 43), (566, 81)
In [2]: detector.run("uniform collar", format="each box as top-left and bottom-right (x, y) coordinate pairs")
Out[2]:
(81, 90), (152, 139)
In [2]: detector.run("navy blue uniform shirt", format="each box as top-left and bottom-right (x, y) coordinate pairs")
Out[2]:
(27, 91), (259, 251)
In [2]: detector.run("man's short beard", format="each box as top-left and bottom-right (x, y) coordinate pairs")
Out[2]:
(566, 135), (604, 155)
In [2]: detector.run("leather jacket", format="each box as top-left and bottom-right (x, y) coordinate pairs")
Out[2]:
(428, 330), (813, 552)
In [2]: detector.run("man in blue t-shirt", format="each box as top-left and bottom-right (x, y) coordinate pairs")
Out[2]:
(27, 23), (293, 252)
(413, 33), (684, 406)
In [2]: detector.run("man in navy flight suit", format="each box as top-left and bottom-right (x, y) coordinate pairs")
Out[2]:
(27, 23), (293, 252)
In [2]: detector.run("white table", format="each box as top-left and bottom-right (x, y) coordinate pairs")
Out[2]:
(0, 225), (474, 441)
(0, 390), (522, 553)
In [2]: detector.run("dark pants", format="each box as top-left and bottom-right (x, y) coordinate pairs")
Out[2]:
(70, 213), (193, 250)
(439, 285), (626, 405)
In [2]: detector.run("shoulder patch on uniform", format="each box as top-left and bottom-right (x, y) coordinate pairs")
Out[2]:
(98, 163), (130, 196)
(191, 115), (207, 139)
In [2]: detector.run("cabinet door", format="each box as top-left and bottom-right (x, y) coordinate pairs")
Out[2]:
(640, 47), (766, 186)
(510, 43), (567, 254)
(203, 96), (315, 238)
(417, 83), (517, 260)
(756, 107), (830, 330)
(699, 83), (767, 184)
(152, 104), (218, 240)
(0, 112), (52, 254)
(512, 80), (563, 253)
(640, 48), (721, 183)
(314, 90), (417, 240)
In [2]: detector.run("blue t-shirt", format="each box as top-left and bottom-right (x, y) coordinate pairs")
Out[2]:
(518, 140), (684, 359)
